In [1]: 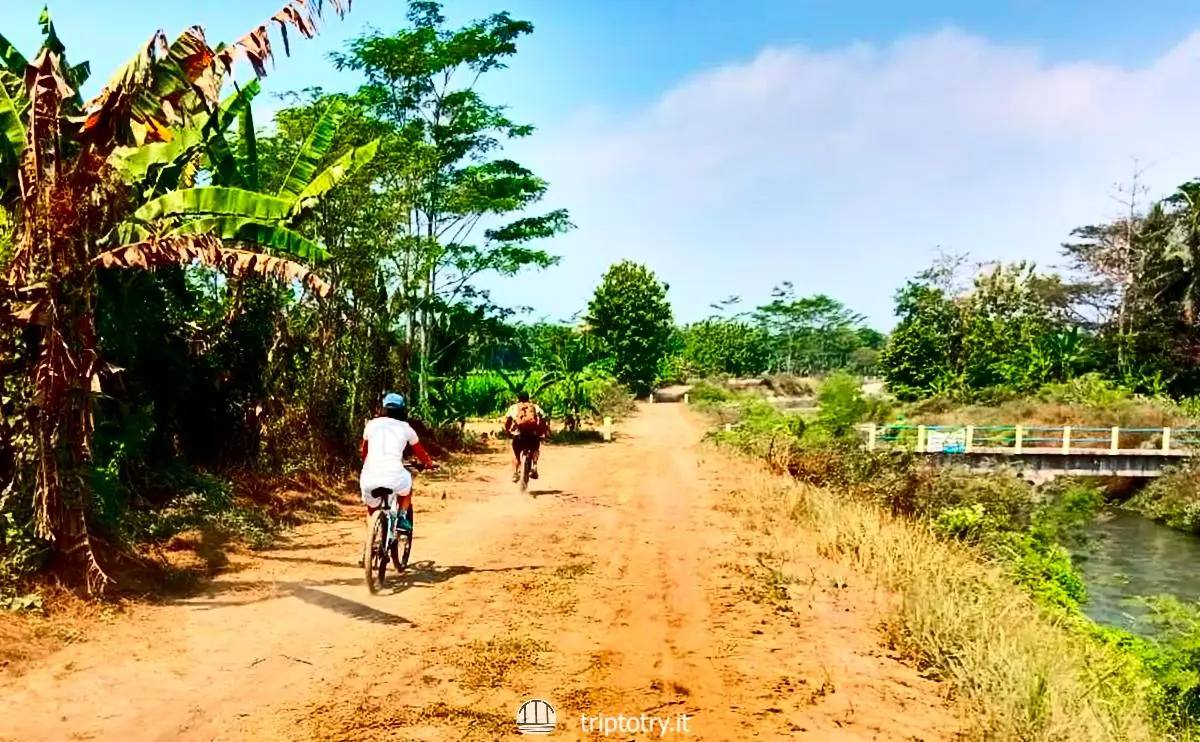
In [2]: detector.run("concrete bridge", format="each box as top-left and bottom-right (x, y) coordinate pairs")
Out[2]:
(856, 424), (1197, 481)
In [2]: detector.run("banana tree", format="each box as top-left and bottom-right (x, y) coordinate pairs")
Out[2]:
(0, 1), (350, 592)
(532, 329), (612, 431)
(110, 91), (378, 258)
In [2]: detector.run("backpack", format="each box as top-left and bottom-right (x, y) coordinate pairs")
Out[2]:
(513, 402), (540, 432)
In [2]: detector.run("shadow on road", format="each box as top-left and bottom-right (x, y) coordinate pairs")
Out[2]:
(174, 562), (545, 626)
(290, 583), (411, 625)
(382, 560), (541, 595)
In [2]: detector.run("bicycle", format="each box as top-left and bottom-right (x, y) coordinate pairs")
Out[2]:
(363, 461), (428, 594)
(510, 428), (547, 493)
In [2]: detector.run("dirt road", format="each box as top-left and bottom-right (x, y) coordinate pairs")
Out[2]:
(0, 403), (957, 741)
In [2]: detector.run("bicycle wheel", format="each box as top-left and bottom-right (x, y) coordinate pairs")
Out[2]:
(376, 514), (390, 588)
(364, 510), (386, 594)
(397, 502), (414, 571)
(520, 450), (532, 492)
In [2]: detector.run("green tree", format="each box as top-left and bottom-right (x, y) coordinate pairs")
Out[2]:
(330, 0), (572, 410)
(753, 285), (871, 374)
(879, 281), (963, 400)
(586, 261), (673, 397)
(677, 318), (769, 378)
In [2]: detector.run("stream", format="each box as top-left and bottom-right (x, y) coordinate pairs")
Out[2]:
(1074, 509), (1200, 634)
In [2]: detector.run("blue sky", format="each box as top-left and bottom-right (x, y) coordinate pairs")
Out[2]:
(7, 1), (1200, 329)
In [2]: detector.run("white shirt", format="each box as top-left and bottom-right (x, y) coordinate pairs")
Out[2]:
(361, 417), (419, 485)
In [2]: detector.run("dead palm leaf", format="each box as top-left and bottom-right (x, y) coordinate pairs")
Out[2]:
(81, 0), (350, 149)
(93, 233), (331, 297)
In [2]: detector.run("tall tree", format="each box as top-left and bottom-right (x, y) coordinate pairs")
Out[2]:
(586, 261), (673, 397)
(330, 0), (572, 410)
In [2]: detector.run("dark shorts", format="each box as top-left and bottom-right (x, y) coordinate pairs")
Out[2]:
(512, 431), (541, 455)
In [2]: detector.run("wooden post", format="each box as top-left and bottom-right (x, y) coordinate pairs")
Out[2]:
(1163, 427), (1172, 453)
(867, 424), (877, 451)
(1111, 426), (1119, 453)
(1062, 425), (1072, 454)
(602, 417), (613, 441)
(917, 425), (927, 452)
(965, 425), (974, 453)
(683, 393), (689, 405)
(1014, 425), (1024, 454)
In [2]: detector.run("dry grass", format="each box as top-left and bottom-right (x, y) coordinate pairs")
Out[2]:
(444, 636), (551, 689)
(305, 698), (512, 741)
(0, 586), (128, 679)
(717, 449), (1163, 742)
(909, 396), (1199, 431)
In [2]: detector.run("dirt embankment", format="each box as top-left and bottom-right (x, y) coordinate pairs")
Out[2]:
(0, 403), (958, 741)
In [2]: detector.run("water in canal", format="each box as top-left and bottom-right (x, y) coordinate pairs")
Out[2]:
(1073, 508), (1200, 634)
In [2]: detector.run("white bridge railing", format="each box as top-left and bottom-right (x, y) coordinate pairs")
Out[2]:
(856, 424), (1199, 456)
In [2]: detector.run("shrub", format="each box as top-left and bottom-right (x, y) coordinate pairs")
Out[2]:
(688, 380), (733, 406)
(588, 379), (635, 420)
(1038, 373), (1134, 408)
(1127, 464), (1200, 533)
(0, 509), (46, 606)
(816, 372), (868, 436)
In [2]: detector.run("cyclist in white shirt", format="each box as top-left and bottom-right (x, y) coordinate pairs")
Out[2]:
(360, 392), (435, 533)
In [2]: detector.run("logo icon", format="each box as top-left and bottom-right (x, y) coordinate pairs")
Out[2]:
(516, 698), (557, 735)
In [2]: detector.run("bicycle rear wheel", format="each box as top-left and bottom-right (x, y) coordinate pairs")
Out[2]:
(397, 502), (414, 571)
(364, 510), (386, 594)
(520, 450), (532, 492)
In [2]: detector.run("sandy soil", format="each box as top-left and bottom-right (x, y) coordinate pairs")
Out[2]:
(0, 403), (957, 741)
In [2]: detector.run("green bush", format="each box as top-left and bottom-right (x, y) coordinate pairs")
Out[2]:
(933, 503), (988, 542)
(1127, 464), (1200, 533)
(815, 372), (868, 436)
(0, 509), (47, 607)
(1038, 373), (1134, 408)
(131, 472), (278, 550)
(688, 381), (734, 406)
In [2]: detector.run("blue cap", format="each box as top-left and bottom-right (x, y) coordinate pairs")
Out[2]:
(382, 392), (406, 408)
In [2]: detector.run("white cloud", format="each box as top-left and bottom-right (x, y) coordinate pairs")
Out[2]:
(488, 27), (1200, 329)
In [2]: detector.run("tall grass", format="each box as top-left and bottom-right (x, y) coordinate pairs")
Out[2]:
(726, 461), (1163, 741)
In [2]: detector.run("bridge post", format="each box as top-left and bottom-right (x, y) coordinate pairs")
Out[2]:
(1062, 425), (1072, 454)
(1111, 426), (1119, 453)
(917, 425), (927, 452)
(867, 424), (877, 451)
(1163, 427), (1172, 453)
(965, 425), (974, 453)
(1014, 425), (1023, 454)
